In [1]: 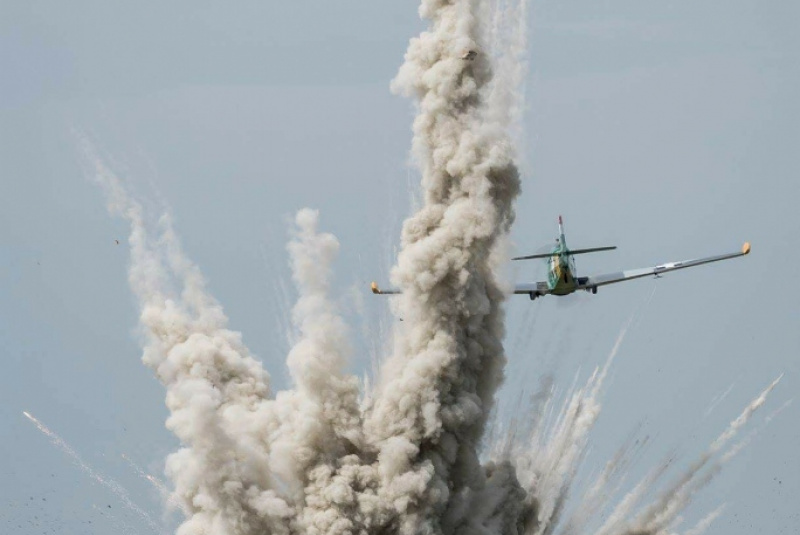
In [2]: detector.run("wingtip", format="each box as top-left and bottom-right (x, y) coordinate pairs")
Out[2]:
(742, 242), (751, 255)
(370, 282), (380, 294)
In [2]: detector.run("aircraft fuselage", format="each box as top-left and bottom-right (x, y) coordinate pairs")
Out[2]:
(548, 254), (572, 294)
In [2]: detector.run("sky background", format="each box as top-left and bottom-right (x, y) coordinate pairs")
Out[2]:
(1, 1), (798, 534)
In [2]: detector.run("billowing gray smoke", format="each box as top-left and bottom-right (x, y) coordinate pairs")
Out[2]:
(85, 1), (782, 534)
(362, 0), (529, 532)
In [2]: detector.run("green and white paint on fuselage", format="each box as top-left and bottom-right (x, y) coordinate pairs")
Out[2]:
(546, 215), (578, 295)
(504, 215), (749, 302)
(547, 244), (579, 295)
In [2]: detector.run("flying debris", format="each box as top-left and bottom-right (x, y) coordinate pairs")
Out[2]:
(370, 281), (398, 295)
(21, 410), (160, 532)
(461, 49), (477, 60)
(372, 215), (751, 300)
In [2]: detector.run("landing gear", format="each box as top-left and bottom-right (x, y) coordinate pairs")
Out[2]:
(591, 286), (598, 295)
(529, 292), (538, 301)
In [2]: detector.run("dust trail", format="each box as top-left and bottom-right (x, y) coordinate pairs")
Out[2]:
(557, 429), (651, 535)
(508, 297), (542, 362)
(721, 397), (792, 464)
(685, 505), (726, 535)
(704, 383), (735, 417)
(91, 503), (142, 535)
(502, 312), (635, 535)
(596, 374), (782, 535)
(765, 398), (793, 423)
(122, 453), (169, 494)
(22, 411), (162, 533)
(487, 279), (776, 535)
(260, 231), (294, 361)
(484, 0), (529, 145)
(121, 453), (189, 515)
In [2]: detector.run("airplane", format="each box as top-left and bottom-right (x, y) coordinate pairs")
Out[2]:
(370, 215), (750, 300)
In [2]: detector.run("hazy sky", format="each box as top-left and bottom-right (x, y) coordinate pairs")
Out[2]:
(1, 2), (798, 534)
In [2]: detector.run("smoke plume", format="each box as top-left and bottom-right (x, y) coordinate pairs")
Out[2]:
(84, 1), (783, 534)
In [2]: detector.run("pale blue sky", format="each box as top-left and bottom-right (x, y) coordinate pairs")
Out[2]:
(1, 2), (797, 534)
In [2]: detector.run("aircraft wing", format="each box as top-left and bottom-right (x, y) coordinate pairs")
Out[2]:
(512, 281), (554, 299)
(373, 242), (750, 298)
(372, 280), (554, 299)
(581, 242), (751, 289)
(370, 282), (400, 295)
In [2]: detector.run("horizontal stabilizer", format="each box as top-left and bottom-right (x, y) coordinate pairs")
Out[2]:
(513, 246), (617, 261)
(566, 246), (617, 255)
(512, 251), (558, 261)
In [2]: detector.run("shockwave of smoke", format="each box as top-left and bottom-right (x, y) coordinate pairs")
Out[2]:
(84, 1), (783, 535)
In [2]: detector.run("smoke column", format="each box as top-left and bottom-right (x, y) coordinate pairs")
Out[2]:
(360, 0), (532, 531)
(83, 1), (783, 534)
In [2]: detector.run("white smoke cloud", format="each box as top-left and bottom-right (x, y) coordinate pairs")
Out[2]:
(80, 1), (785, 534)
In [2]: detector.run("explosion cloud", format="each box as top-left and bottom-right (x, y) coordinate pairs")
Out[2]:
(83, 1), (782, 534)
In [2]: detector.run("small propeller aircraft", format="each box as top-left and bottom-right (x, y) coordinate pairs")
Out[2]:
(370, 215), (750, 301)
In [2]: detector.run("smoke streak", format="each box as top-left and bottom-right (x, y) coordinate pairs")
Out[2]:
(91, 503), (143, 535)
(498, 314), (634, 535)
(704, 383), (735, 417)
(22, 411), (162, 533)
(122, 453), (169, 496)
(122, 453), (189, 516)
(595, 375), (782, 535)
